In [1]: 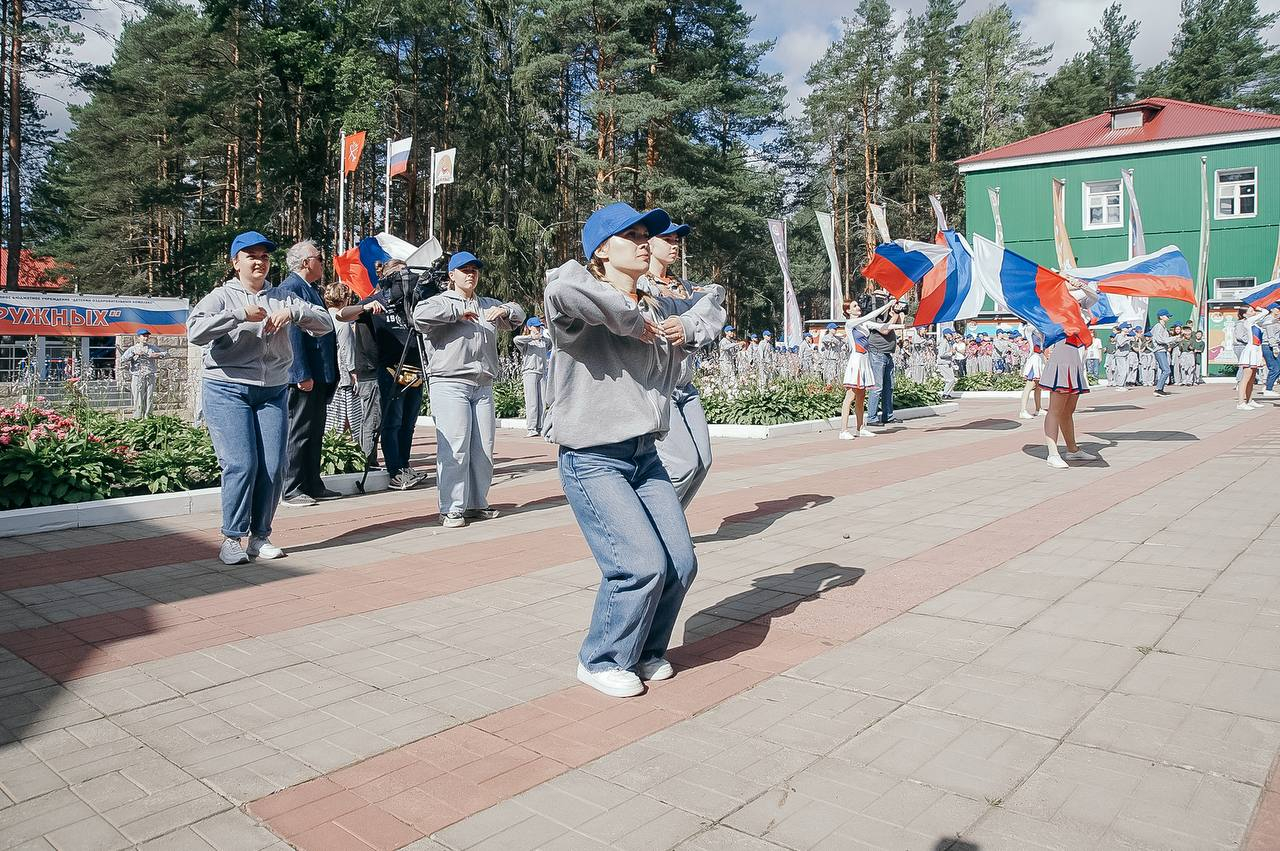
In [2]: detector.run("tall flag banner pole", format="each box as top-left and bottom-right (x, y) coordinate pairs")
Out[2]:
(1115, 168), (1149, 323)
(1196, 155), (1211, 374)
(428, 147), (457, 243)
(1272, 226), (1280, 280)
(815, 210), (845, 320)
(987, 187), (1004, 246)
(928, 195), (947, 232)
(1051, 178), (1077, 271)
(868, 204), (890, 244)
(767, 218), (803, 348)
(384, 136), (413, 236)
(338, 131), (346, 254)
(340, 131), (366, 251)
(427, 147), (436, 240)
(383, 138), (392, 233)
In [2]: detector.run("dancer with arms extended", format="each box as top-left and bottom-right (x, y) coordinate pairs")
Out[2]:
(838, 298), (900, 440)
(544, 203), (724, 698)
(1039, 284), (1101, 469)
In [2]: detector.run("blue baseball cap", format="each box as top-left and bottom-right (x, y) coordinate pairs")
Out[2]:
(136, 328), (150, 335)
(526, 317), (542, 327)
(1157, 309), (1171, 318)
(448, 251), (484, 272)
(658, 222), (691, 238)
(826, 322), (837, 329)
(229, 230), (276, 258)
(763, 330), (773, 337)
(723, 324), (734, 332)
(581, 203), (670, 260)
(749, 333), (759, 340)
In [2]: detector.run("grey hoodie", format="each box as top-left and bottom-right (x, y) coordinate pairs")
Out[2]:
(188, 279), (334, 386)
(513, 334), (550, 375)
(412, 289), (526, 385)
(638, 276), (727, 389)
(542, 261), (725, 449)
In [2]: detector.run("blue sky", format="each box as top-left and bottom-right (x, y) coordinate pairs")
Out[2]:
(742, 0), (1280, 115)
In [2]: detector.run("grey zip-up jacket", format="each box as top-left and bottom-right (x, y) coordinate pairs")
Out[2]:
(1151, 321), (1174, 352)
(188, 279), (334, 386)
(638, 276), (727, 389)
(513, 335), (550, 375)
(542, 261), (725, 449)
(412, 289), (525, 385)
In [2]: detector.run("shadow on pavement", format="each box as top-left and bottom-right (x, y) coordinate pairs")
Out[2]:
(693, 494), (834, 544)
(676, 561), (865, 660)
(1081, 404), (1143, 413)
(1085, 430), (1198, 442)
(1019, 442), (1113, 467)
(925, 417), (1020, 432)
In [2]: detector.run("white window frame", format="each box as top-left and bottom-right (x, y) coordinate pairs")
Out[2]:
(1214, 167), (1258, 220)
(1082, 179), (1124, 231)
(1213, 276), (1258, 300)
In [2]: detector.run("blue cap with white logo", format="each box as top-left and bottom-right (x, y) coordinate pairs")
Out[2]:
(526, 317), (542, 328)
(581, 203), (670, 260)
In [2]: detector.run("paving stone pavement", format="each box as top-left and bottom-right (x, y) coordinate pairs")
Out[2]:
(1, 389), (1279, 850)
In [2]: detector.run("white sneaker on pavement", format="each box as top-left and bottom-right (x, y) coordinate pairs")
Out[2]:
(636, 658), (674, 681)
(246, 537), (285, 559)
(219, 538), (249, 565)
(838, 430), (855, 440)
(1247, 401), (1265, 409)
(857, 429), (877, 437)
(1237, 403), (1253, 411)
(1018, 410), (1035, 419)
(1046, 454), (1068, 469)
(1063, 450), (1097, 462)
(577, 663), (643, 697)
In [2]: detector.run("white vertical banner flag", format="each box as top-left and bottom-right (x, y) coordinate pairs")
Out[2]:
(928, 195), (947, 232)
(1115, 168), (1149, 323)
(767, 218), (804, 348)
(987, 187), (1004, 246)
(1194, 155), (1211, 330)
(815, 210), (845, 320)
(1051, 177), (1077, 271)
(1272, 227), (1280, 280)
(431, 148), (457, 188)
(868, 204), (890, 244)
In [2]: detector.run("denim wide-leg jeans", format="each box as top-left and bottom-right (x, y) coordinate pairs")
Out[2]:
(560, 435), (697, 673)
(202, 379), (288, 540)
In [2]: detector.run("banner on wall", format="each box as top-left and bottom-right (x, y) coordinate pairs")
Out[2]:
(0, 293), (189, 337)
(1206, 306), (1242, 366)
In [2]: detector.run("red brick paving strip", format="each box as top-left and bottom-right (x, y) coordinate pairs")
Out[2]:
(0, 394), (1216, 682)
(249, 401), (1276, 851)
(1246, 749), (1280, 849)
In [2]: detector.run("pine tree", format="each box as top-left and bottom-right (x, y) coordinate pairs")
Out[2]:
(1025, 55), (1106, 134)
(951, 2), (1051, 152)
(1089, 2), (1139, 108)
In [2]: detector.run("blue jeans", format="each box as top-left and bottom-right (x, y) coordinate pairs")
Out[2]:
(1264, 344), (1280, 391)
(376, 370), (424, 475)
(865, 350), (894, 423)
(429, 379), (495, 515)
(1154, 349), (1171, 391)
(560, 435), (697, 673)
(202, 380), (288, 540)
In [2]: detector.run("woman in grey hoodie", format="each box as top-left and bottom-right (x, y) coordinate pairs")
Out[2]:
(544, 202), (724, 698)
(413, 251), (525, 527)
(187, 231), (334, 565)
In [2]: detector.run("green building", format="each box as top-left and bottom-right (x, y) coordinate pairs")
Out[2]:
(959, 97), (1280, 370)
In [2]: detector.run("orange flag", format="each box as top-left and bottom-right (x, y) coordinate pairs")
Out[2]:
(343, 131), (366, 174)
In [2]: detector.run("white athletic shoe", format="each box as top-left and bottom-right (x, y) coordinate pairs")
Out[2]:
(838, 430), (856, 440)
(1063, 450), (1098, 462)
(1263, 389), (1279, 398)
(1018, 410), (1035, 419)
(857, 429), (877, 438)
(219, 538), (249, 565)
(636, 658), (675, 681)
(246, 537), (285, 559)
(1046, 455), (1069, 469)
(1037, 409), (1048, 417)
(1236, 403), (1252, 411)
(577, 663), (643, 697)
(1247, 401), (1264, 409)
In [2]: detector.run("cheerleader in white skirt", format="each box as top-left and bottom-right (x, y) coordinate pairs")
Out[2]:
(1019, 328), (1045, 419)
(839, 300), (899, 439)
(1040, 286), (1100, 469)
(1236, 307), (1275, 410)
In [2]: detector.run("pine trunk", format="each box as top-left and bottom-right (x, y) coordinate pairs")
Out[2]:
(5, 0), (21, 291)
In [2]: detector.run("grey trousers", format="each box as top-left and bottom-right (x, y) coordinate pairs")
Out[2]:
(429, 379), (495, 515)
(354, 375), (382, 466)
(131, 373), (156, 418)
(936, 362), (956, 397)
(656, 388), (712, 509)
(522, 371), (545, 433)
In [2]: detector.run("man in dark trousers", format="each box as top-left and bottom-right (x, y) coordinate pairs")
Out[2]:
(279, 240), (340, 506)
(865, 297), (905, 426)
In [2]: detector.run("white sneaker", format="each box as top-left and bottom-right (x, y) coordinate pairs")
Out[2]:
(1046, 455), (1068, 469)
(1018, 410), (1034, 419)
(1037, 409), (1048, 417)
(838, 430), (855, 440)
(857, 429), (877, 438)
(636, 658), (674, 681)
(577, 663), (643, 697)
(246, 537), (285, 559)
(1248, 401), (1264, 409)
(1237, 403), (1253, 411)
(219, 538), (249, 565)
(1263, 389), (1278, 397)
(1063, 450), (1097, 462)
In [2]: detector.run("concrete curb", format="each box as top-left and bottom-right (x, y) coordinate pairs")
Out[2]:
(705, 402), (960, 440)
(0, 471), (390, 539)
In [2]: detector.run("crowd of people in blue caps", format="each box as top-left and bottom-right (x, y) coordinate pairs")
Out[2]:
(184, 199), (1270, 699)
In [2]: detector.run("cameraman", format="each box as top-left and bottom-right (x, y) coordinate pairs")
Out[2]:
(346, 260), (428, 490)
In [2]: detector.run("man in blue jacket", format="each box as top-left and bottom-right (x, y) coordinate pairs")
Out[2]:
(278, 240), (340, 506)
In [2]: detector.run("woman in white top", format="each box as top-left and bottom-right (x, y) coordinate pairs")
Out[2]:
(838, 299), (899, 440)
(1019, 328), (1046, 419)
(1235, 307), (1274, 410)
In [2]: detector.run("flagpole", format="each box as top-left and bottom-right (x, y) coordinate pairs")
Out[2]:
(1197, 155), (1211, 378)
(384, 138), (391, 233)
(338, 130), (346, 254)
(427, 146), (436, 242)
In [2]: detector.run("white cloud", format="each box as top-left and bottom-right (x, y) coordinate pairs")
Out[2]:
(30, 0), (131, 134)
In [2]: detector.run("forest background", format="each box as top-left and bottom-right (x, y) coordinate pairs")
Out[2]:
(3, 0), (1279, 330)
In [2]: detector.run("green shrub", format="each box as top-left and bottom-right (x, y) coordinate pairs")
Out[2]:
(955, 372), (1026, 391)
(320, 429), (366, 475)
(0, 403), (130, 509)
(493, 378), (525, 418)
(697, 376), (942, 426)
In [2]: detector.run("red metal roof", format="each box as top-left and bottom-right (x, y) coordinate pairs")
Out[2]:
(958, 98), (1280, 166)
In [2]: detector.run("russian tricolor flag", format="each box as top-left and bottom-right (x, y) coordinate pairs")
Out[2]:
(1088, 292), (1120, 327)
(862, 239), (950, 298)
(1241, 277), (1280, 308)
(912, 230), (985, 327)
(972, 235), (1092, 348)
(1070, 246), (1195, 304)
(388, 137), (413, 177)
(333, 237), (391, 299)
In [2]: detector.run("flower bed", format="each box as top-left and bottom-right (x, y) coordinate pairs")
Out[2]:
(697, 377), (943, 426)
(0, 400), (365, 511)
